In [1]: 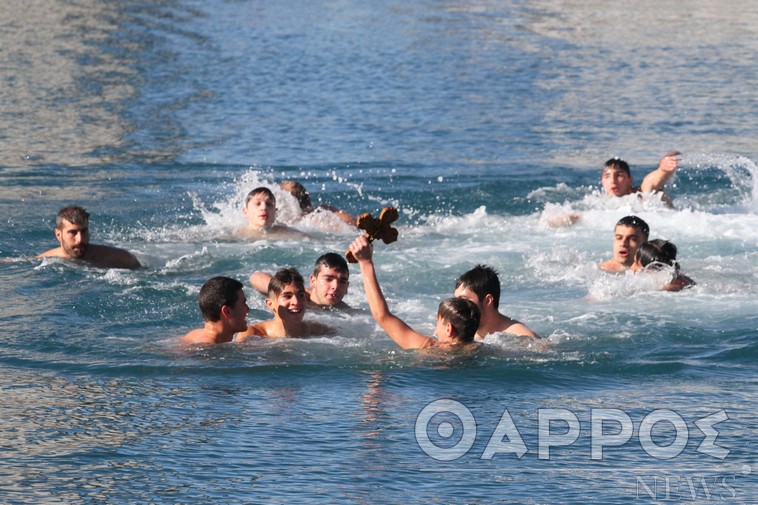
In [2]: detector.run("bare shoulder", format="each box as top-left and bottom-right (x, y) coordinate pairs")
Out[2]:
(269, 225), (311, 240)
(87, 244), (141, 269)
(503, 320), (540, 339)
(599, 260), (625, 273)
(237, 322), (271, 341)
(37, 247), (64, 258)
(180, 328), (212, 345)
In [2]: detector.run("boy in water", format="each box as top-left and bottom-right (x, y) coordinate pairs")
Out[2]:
(249, 252), (351, 310)
(180, 277), (250, 345)
(237, 187), (309, 240)
(599, 215), (650, 273)
(349, 235), (480, 350)
(546, 151), (679, 227)
(237, 268), (334, 340)
(454, 265), (540, 342)
(37, 205), (141, 270)
(601, 152), (679, 206)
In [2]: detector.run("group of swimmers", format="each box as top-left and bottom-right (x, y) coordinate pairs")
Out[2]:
(37, 151), (695, 351)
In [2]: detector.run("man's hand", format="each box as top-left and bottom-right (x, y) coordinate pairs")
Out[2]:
(658, 150), (681, 174)
(349, 235), (373, 263)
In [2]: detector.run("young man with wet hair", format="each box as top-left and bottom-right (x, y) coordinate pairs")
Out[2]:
(180, 276), (250, 345)
(238, 186), (308, 240)
(546, 151), (679, 227)
(454, 265), (540, 342)
(249, 252), (351, 310)
(37, 205), (141, 269)
(349, 235), (481, 350)
(599, 215), (650, 273)
(600, 151), (679, 205)
(237, 268), (334, 340)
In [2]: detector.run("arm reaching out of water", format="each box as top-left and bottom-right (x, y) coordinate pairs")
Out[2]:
(640, 150), (680, 206)
(250, 271), (273, 295)
(349, 235), (433, 349)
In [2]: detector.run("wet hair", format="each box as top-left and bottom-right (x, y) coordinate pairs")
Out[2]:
(615, 215), (650, 241)
(437, 297), (481, 344)
(198, 276), (244, 322)
(455, 264), (501, 308)
(313, 252), (349, 277)
(267, 267), (305, 297)
(602, 157), (631, 176)
(635, 239), (679, 274)
(56, 205), (90, 229)
(280, 180), (313, 212)
(245, 186), (276, 206)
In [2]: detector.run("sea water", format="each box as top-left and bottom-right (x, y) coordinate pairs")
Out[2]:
(1, 1), (756, 503)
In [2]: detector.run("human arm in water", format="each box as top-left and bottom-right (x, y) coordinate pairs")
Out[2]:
(640, 150), (680, 206)
(348, 235), (432, 349)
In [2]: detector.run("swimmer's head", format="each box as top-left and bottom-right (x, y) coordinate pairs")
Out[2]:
(633, 239), (679, 273)
(54, 205), (91, 259)
(266, 268), (307, 321)
(56, 205), (90, 229)
(280, 180), (313, 212)
(243, 187), (277, 229)
(612, 215), (650, 267)
(615, 215), (650, 241)
(602, 157), (631, 177)
(436, 297), (481, 344)
(310, 253), (349, 306)
(454, 264), (501, 309)
(267, 267), (306, 298)
(601, 158), (634, 196)
(313, 252), (349, 277)
(198, 276), (244, 322)
(245, 186), (276, 206)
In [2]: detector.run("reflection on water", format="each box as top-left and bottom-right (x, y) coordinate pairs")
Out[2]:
(524, 0), (758, 165)
(0, 1), (209, 168)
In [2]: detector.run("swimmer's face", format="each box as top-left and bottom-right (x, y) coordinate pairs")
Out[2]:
(55, 219), (90, 259)
(267, 282), (306, 322)
(243, 192), (276, 229)
(310, 266), (349, 306)
(601, 166), (633, 197)
(613, 225), (645, 267)
(228, 289), (251, 332)
(453, 286), (482, 310)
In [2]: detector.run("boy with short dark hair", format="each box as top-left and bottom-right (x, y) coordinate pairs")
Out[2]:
(599, 215), (650, 273)
(238, 186), (308, 240)
(180, 276), (250, 345)
(237, 268), (334, 340)
(454, 265), (540, 342)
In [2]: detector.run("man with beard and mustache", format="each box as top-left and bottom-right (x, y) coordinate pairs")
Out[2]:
(37, 205), (141, 269)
